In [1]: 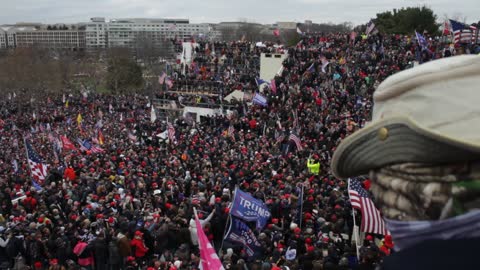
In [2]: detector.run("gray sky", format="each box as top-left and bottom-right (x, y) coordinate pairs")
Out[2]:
(1, 0), (479, 25)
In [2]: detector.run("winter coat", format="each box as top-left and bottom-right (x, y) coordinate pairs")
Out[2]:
(73, 241), (93, 267)
(116, 233), (131, 258)
(130, 238), (148, 258)
(108, 239), (122, 265)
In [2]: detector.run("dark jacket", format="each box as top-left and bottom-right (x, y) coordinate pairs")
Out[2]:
(380, 238), (479, 270)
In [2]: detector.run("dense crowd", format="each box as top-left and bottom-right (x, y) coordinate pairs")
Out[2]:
(0, 32), (476, 270)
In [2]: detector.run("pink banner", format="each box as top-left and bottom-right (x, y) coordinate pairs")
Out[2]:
(270, 79), (277, 94)
(195, 214), (224, 270)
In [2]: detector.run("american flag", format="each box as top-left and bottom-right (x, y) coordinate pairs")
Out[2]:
(450, 19), (478, 44)
(320, 56), (329, 73)
(90, 145), (105, 153)
(275, 130), (285, 143)
(165, 77), (174, 88)
(192, 194), (201, 205)
(288, 132), (303, 151)
(128, 131), (137, 142)
(228, 125), (236, 141)
(25, 139), (48, 185)
(366, 20), (377, 36)
(348, 178), (388, 235)
(158, 72), (167, 85)
(167, 122), (176, 142)
(292, 110), (298, 129)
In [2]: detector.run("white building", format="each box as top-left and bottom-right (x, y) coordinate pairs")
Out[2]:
(85, 17), (107, 48)
(85, 18), (215, 49)
(0, 26), (18, 49)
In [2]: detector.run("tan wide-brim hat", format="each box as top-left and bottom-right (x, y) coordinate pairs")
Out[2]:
(332, 55), (480, 179)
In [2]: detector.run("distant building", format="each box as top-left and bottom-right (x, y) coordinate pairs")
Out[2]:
(275, 21), (297, 30)
(0, 24), (86, 50)
(0, 17), (218, 51)
(85, 18), (216, 49)
(15, 28), (86, 50)
(0, 26), (18, 49)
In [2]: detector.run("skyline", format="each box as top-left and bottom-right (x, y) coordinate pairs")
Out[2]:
(1, 0), (479, 26)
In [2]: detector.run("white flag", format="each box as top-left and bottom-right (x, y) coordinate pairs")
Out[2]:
(151, 106), (157, 123)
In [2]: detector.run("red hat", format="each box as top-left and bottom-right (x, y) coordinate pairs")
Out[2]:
(147, 267), (155, 270)
(365, 235), (373, 241)
(108, 217), (115, 224)
(135, 231), (144, 236)
(307, 245), (315, 252)
(38, 217), (44, 223)
(215, 197), (222, 203)
(50, 258), (58, 265)
(96, 214), (104, 219)
(272, 218), (279, 224)
(305, 237), (312, 244)
(127, 256), (135, 262)
(363, 179), (372, 190)
(304, 212), (312, 220)
(294, 227), (301, 234)
(34, 261), (42, 269)
(384, 235), (394, 249)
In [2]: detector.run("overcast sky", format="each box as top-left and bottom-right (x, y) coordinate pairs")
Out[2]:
(2, 0), (479, 26)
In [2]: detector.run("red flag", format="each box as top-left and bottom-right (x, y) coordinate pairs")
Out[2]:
(443, 21), (450, 35)
(60, 135), (77, 150)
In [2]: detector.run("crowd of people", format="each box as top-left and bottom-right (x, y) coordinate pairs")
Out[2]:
(0, 32), (476, 270)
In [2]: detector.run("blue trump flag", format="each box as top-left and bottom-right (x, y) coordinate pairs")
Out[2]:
(231, 188), (271, 230)
(255, 78), (268, 87)
(224, 216), (262, 258)
(252, 93), (268, 107)
(415, 31), (429, 51)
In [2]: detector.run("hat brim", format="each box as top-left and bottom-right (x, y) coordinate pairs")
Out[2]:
(331, 117), (480, 179)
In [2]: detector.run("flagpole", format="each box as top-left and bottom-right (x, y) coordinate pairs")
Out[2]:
(348, 179), (361, 261)
(299, 184), (304, 229)
(219, 214), (231, 253)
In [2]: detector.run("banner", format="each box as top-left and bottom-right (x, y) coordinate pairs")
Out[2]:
(224, 216), (262, 257)
(231, 188), (271, 230)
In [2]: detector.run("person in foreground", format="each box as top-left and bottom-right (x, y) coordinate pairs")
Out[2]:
(332, 55), (480, 270)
